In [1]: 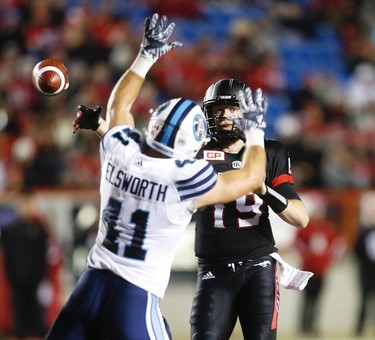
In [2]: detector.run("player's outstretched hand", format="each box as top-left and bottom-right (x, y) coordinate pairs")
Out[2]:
(140, 13), (183, 63)
(239, 87), (267, 132)
(72, 105), (102, 133)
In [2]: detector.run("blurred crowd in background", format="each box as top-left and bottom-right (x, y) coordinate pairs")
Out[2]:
(1, 0), (375, 338)
(1, 0), (375, 192)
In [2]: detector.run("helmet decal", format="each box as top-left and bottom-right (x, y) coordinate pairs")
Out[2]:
(193, 114), (207, 142)
(216, 94), (236, 101)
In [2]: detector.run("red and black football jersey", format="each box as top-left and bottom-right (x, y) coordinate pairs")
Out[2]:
(194, 139), (300, 260)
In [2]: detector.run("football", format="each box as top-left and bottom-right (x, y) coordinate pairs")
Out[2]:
(32, 59), (69, 96)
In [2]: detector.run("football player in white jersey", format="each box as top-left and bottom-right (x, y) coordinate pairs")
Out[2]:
(46, 13), (267, 340)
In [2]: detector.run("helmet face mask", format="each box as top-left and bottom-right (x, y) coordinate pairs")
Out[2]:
(146, 98), (209, 159)
(203, 79), (245, 146)
(207, 109), (242, 146)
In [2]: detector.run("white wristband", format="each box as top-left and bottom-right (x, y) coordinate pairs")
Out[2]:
(129, 53), (154, 78)
(245, 128), (265, 148)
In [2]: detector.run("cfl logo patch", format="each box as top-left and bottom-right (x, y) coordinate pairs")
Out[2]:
(203, 150), (225, 160)
(232, 161), (242, 169)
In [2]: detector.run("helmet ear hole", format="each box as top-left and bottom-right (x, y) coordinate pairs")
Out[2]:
(205, 106), (221, 138)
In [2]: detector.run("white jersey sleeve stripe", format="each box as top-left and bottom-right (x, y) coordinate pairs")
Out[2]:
(176, 162), (213, 185)
(176, 163), (217, 201)
(180, 179), (216, 201)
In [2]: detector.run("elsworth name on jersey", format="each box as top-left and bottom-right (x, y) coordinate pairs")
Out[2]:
(88, 125), (217, 299)
(105, 161), (168, 202)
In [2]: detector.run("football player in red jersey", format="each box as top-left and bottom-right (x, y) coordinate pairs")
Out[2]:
(190, 79), (310, 340)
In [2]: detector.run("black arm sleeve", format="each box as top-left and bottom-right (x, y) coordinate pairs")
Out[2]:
(274, 182), (301, 200)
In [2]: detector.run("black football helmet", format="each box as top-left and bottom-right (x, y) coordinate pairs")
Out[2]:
(203, 79), (245, 146)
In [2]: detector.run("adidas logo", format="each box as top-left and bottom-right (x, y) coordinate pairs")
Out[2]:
(202, 271), (215, 280)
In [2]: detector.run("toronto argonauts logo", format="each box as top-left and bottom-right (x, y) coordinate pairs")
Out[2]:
(193, 114), (207, 141)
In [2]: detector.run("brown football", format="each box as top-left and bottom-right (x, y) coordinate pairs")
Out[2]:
(32, 59), (69, 96)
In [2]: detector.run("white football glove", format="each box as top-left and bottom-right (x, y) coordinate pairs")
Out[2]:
(140, 13), (183, 63)
(239, 87), (267, 132)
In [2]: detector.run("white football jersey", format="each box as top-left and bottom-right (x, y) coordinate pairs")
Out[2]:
(87, 125), (217, 298)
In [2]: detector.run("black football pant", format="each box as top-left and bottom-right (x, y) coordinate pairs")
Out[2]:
(190, 254), (278, 340)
